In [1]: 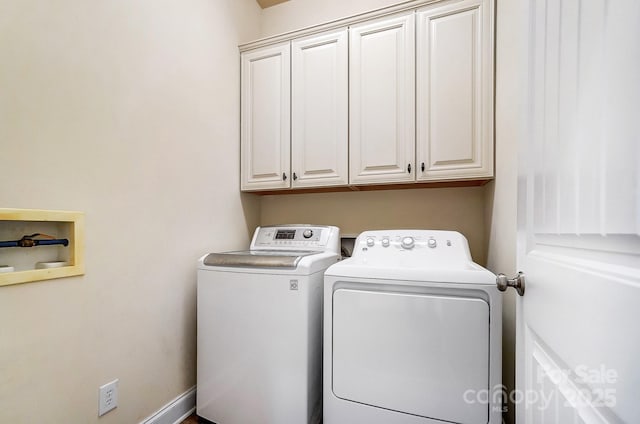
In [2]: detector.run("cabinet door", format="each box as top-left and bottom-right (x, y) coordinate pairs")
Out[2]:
(416, 0), (494, 181)
(241, 43), (291, 191)
(349, 13), (415, 185)
(291, 29), (348, 188)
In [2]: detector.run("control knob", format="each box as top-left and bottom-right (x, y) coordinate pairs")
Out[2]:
(366, 237), (375, 247)
(381, 238), (390, 248)
(401, 236), (415, 249)
(303, 229), (314, 239)
(428, 238), (437, 248)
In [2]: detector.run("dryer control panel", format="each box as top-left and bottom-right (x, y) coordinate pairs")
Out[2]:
(251, 225), (340, 254)
(352, 230), (473, 264)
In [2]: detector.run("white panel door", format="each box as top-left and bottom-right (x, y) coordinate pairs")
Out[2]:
(291, 29), (348, 188)
(516, 0), (640, 422)
(241, 43), (290, 191)
(349, 13), (415, 185)
(416, 0), (493, 181)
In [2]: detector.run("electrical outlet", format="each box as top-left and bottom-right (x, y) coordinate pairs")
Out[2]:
(98, 379), (119, 416)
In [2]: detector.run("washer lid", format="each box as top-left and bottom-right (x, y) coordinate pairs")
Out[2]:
(202, 250), (321, 269)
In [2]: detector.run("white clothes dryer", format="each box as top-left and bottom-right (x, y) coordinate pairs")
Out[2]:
(323, 230), (502, 424)
(197, 225), (340, 424)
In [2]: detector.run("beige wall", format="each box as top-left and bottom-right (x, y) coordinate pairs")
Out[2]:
(0, 0), (261, 422)
(484, 1), (526, 422)
(261, 187), (488, 263)
(260, 0), (406, 37)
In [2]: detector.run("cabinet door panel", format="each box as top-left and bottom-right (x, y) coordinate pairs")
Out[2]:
(350, 13), (415, 185)
(292, 29), (348, 188)
(417, 0), (494, 180)
(241, 43), (290, 190)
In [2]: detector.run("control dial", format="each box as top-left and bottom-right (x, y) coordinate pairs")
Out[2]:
(366, 237), (375, 247)
(401, 236), (415, 249)
(381, 238), (390, 247)
(428, 238), (437, 248)
(303, 229), (314, 239)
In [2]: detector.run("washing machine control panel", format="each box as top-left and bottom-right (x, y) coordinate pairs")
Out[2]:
(352, 230), (472, 262)
(250, 225), (341, 254)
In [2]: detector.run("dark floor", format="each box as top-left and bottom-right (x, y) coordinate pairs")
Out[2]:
(181, 414), (199, 424)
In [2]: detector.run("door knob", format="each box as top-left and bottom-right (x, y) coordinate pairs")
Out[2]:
(496, 272), (525, 296)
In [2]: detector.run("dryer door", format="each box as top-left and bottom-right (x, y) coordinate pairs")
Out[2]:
(332, 288), (489, 424)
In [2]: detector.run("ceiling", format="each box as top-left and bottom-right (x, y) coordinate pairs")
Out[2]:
(256, 0), (290, 8)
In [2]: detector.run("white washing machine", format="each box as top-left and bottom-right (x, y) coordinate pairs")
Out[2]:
(197, 225), (340, 424)
(324, 230), (502, 424)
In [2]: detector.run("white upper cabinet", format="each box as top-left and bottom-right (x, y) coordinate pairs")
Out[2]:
(416, 0), (494, 181)
(241, 43), (291, 191)
(291, 29), (349, 188)
(239, 0), (495, 192)
(349, 13), (416, 185)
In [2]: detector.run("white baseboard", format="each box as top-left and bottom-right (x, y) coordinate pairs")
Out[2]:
(139, 386), (196, 424)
